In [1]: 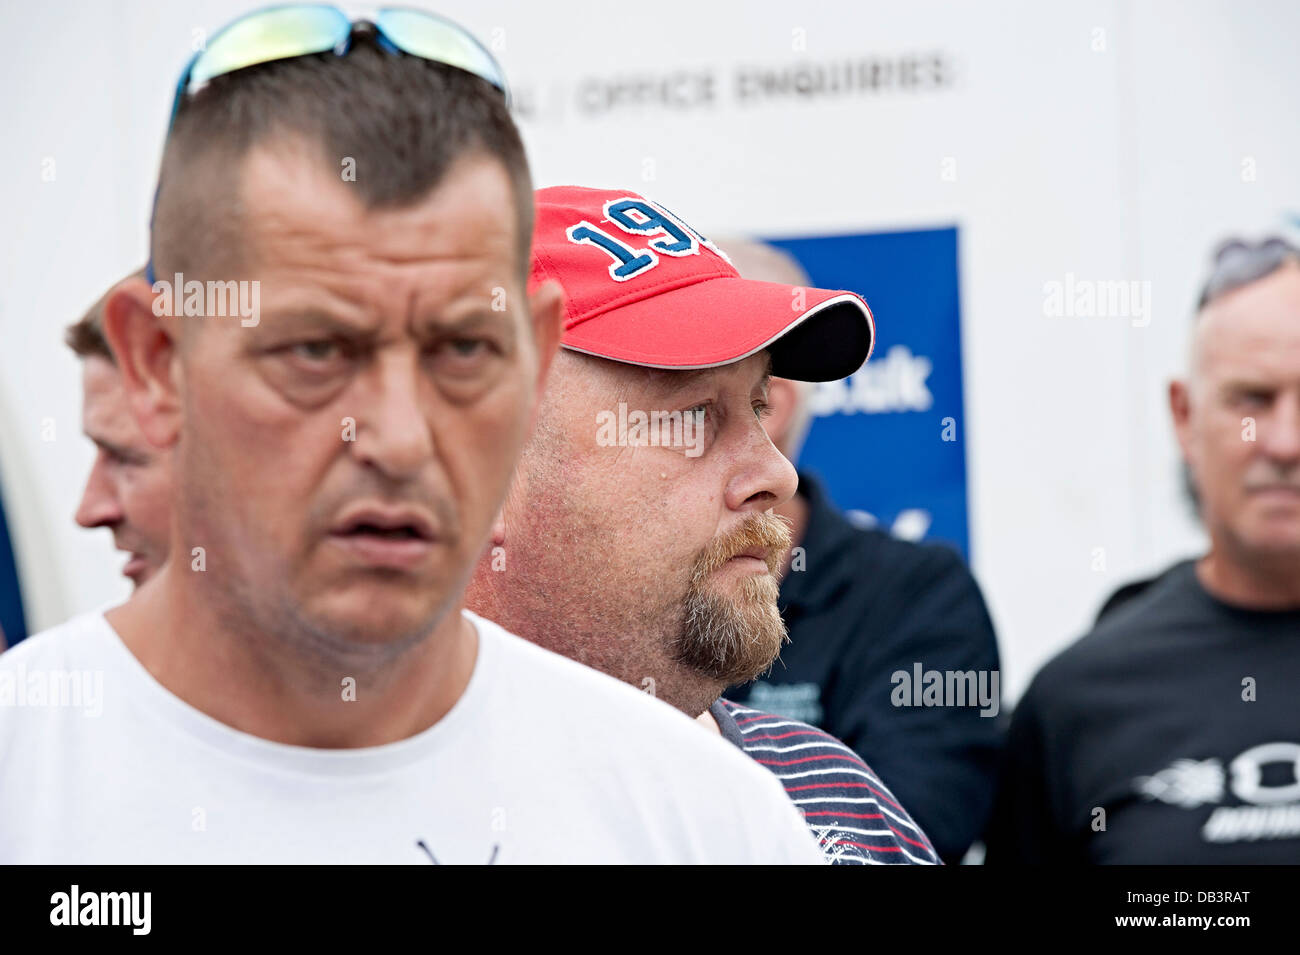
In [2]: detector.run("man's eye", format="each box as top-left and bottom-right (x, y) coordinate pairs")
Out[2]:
(753, 401), (773, 420)
(100, 445), (147, 468)
(289, 340), (340, 362)
(449, 338), (486, 357)
(427, 337), (499, 376)
(1233, 390), (1272, 407)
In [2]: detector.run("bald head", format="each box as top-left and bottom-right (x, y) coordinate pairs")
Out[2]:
(718, 237), (812, 288)
(1187, 259), (1300, 386)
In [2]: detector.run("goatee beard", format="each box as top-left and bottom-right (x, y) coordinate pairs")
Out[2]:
(671, 513), (792, 684)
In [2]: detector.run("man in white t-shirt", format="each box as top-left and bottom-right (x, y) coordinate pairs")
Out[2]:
(0, 11), (822, 864)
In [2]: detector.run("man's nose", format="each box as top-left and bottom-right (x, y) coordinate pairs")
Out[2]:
(75, 456), (123, 529)
(724, 418), (799, 514)
(349, 348), (436, 481)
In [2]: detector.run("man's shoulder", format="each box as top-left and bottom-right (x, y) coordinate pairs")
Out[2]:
(718, 698), (885, 782)
(0, 613), (114, 739)
(717, 698), (941, 864)
(0, 612), (107, 671)
(720, 698), (865, 755)
(1021, 560), (1199, 711)
(471, 615), (824, 862)
(470, 612), (793, 768)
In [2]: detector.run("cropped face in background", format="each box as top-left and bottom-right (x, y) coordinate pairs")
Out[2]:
(76, 355), (173, 588)
(496, 348), (797, 689)
(144, 146), (555, 651)
(1173, 261), (1300, 563)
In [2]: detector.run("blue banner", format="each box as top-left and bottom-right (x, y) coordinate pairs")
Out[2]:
(766, 226), (970, 558)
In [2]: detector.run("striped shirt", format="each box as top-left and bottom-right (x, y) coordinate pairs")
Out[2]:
(712, 698), (941, 865)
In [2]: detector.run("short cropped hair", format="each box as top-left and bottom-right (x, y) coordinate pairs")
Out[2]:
(152, 36), (533, 284)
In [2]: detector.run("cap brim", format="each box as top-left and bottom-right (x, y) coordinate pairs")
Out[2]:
(559, 277), (875, 382)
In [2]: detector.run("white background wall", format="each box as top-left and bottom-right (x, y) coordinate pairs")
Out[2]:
(1, 0), (1296, 701)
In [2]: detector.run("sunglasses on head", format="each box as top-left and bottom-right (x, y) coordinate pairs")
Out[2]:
(146, 3), (509, 283)
(172, 3), (507, 119)
(1199, 236), (1299, 309)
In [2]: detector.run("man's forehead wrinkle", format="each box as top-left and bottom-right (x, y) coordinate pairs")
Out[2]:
(251, 239), (507, 323)
(606, 357), (773, 402)
(253, 212), (510, 266)
(1193, 346), (1300, 405)
(649, 366), (713, 396)
(664, 355), (772, 393)
(250, 221), (513, 304)
(243, 148), (515, 273)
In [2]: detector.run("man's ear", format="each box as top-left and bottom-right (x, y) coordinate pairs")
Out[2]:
(527, 279), (565, 393)
(521, 278), (565, 442)
(101, 276), (182, 450)
(1169, 379), (1193, 460)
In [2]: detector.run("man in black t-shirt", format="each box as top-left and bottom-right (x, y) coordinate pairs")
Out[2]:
(988, 237), (1300, 863)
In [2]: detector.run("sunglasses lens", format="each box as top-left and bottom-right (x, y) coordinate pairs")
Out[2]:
(188, 5), (349, 91)
(375, 8), (507, 94)
(1203, 238), (1298, 306)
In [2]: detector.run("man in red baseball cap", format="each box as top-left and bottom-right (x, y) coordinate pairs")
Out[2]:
(467, 186), (939, 864)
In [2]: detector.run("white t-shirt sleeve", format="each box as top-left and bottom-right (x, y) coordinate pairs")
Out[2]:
(700, 739), (829, 864)
(747, 773), (830, 864)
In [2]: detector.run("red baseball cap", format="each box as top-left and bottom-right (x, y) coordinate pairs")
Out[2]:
(528, 186), (875, 381)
